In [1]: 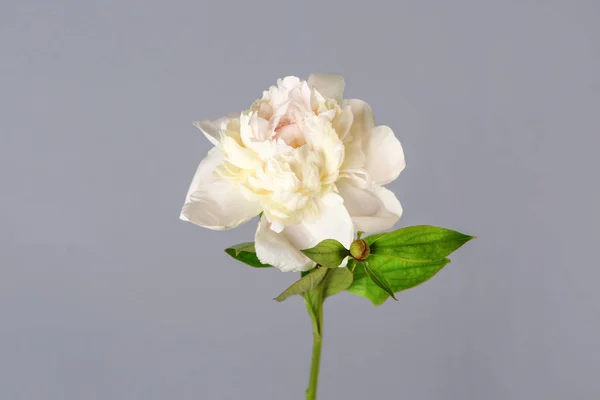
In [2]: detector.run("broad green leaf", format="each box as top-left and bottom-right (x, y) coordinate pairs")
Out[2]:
(274, 267), (328, 302)
(365, 225), (474, 261)
(322, 267), (353, 298)
(347, 254), (450, 305)
(362, 261), (397, 301)
(224, 242), (272, 268)
(302, 267), (353, 303)
(302, 267), (354, 336)
(301, 239), (350, 268)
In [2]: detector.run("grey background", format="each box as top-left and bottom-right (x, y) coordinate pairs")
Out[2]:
(2, 1), (599, 399)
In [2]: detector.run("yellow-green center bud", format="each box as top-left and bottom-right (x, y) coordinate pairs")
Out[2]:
(350, 239), (370, 261)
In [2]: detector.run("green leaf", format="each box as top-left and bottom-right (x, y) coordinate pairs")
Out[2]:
(301, 267), (316, 278)
(274, 267), (328, 302)
(301, 239), (350, 268)
(365, 225), (474, 261)
(347, 255), (450, 305)
(226, 242), (255, 256)
(302, 267), (353, 304)
(302, 267), (354, 336)
(303, 287), (323, 336)
(322, 267), (353, 298)
(347, 225), (474, 305)
(224, 242), (272, 268)
(361, 261), (398, 301)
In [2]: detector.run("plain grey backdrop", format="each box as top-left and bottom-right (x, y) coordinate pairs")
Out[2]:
(2, 0), (599, 399)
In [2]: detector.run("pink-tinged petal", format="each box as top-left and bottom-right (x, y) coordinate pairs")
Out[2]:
(254, 216), (315, 272)
(193, 113), (238, 145)
(338, 181), (403, 233)
(363, 125), (405, 185)
(180, 148), (261, 230)
(308, 74), (345, 103)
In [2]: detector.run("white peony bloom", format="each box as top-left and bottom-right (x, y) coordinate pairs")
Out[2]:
(181, 74), (405, 272)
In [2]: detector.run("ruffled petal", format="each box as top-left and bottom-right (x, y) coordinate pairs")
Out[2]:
(193, 113), (238, 145)
(254, 192), (354, 272)
(332, 105), (354, 141)
(337, 181), (402, 233)
(339, 99), (374, 172)
(180, 148), (261, 230)
(254, 216), (315, 272)
(283, 192), (354, 251)
(344, 99), (375, 139)
(363, 125), (405, 185)
(308, 74), (345, 104)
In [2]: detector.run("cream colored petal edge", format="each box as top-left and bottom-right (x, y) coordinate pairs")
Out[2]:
(308, 73), (345, 104)
(343, 99), (375, 139)
(193, 113), (238, 146)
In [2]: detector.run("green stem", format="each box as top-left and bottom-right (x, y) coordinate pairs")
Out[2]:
(304, 291), (324, 400)
(307, 326), (322, 400)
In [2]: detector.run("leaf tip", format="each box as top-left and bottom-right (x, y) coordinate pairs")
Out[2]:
(224, 246), (242, 257)
(273, 293), (289, 302)
(462, 234), (477, 242)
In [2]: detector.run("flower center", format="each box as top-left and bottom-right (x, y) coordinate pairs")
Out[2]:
(273, 116), (306, 148)
(214, 77), (346, 228)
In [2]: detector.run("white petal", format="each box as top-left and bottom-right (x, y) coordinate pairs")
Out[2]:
(193, 113), (238, 145)
(278, 76), (302, 90)
(332, 105), (354, 141)
(240, 111), (271, 149)
(340, 134), (366, 171)
(339, 99), (373, 172)
(254, 216), (315, 272)
(337, 181), (402, 233)
(338, 168), (369, 189)
(254, 192), (354, 272)
(308, 74), (345, 104)
(342, 100), (404, 185)
(282, 193), (354, 258)
(344, 99), (375, 138)
(180, 148), (261, 230)
(364, 125), (405, 185)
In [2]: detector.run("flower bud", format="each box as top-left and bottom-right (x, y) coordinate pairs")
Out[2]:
(349, 239), (370, 261)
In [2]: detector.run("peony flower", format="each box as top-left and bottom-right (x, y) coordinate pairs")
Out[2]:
(181, 74), (405, 272)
